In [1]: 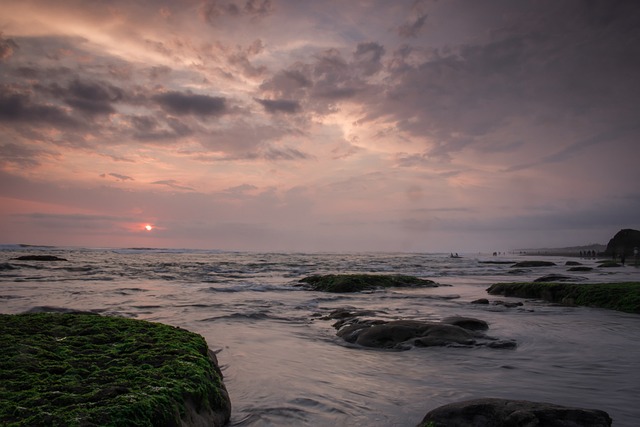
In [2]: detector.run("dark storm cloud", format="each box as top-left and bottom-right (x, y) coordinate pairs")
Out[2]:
(154, 91), (227, 116)
(255, 98), (301, 114)
(0, 87), (77, 127)
(63, 79), (124, 115)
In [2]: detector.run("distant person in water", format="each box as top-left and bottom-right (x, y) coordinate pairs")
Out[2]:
(621, 252), (626, 265)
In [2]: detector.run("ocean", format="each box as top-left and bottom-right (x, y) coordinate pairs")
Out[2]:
(2, 246), (640, 426)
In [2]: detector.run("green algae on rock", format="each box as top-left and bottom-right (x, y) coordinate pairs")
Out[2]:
(487, 282), (640, 314)
(299, 274), (438, 293)
(0, 313), (231, 427)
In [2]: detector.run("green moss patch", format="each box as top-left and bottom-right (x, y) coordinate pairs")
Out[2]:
(0, 313), (230, 426)
(299, 274), (438, 293)
(487, 282), (640, 314)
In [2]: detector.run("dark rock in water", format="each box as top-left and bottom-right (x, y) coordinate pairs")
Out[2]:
(418, 398), (612, 427)
(598, 261), (621, 268)
(471, 298), (489, 304)
(0, 262), (17, 270)
(24, 306), (103, 315)
(512, 260), (556, 267)
(604, 228), (640, 257)
(441, 316), (489, 331)
(335, 319), (515, 351)
(11, 255), (68, 261)
(565, 261), (582, 266)
(533, 274), (583, 282)
(493, 300), (523, 308)
(568, 266), (593, 272)
(298, 274), (438, 293)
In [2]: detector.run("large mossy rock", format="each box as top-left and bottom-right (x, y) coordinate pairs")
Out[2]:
(604, 228), (640, 257)
(298, 274), (438, 292)
(487, 282), (640, 314)
(0, 313), (231, 426)
(418, 398), (612, 427)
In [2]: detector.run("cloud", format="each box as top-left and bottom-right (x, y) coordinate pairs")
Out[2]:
(397, 0), (429, 38)
(151, 180), (194, 191)
(0, 143), (58, 168)
(352, 42), (385, 76)
(0, 87), (77, 127)
(200, 0), (273, 23)
(154, 91), (227, 116)
(255, 98), (301, 114)
(100, 173), (134, 181)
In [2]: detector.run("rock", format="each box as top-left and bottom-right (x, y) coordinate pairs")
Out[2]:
(0, 313), (231, 426)
(471, 298), (489, 304)
(487, 282), (640, 314)
(533, 274), (583, 282)
(11, 255), (68, 261)
(441, 316), (489, 331)
(512, 260), (556, 267)
(604, 228), (640, 258)
(568, 266), (593, 272)
(598, 261), (621, 268)
(493, 300), (523, 308)
(335, 319), (515, 351)
(298, 274), (438, 292)
(418, 398), (612, 427)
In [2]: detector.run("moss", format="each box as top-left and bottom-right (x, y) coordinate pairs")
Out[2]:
(299, 274), (437, 293)
(0, 313), (229, 426)
(487, 282), (640, 314)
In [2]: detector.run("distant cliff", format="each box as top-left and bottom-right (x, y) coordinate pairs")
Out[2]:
(604, 229), (640, 257)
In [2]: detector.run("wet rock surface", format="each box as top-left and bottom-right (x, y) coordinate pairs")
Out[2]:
(323, 309), (516, 351)
(418, 398), (612, 427)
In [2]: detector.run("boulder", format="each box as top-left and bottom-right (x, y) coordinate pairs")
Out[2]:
(0, 313), (231, 426)
(604, 228), (640, 257)
(335, 319), (515, 351)
(441, 316), (489, 331)
(418, 398), (612, 427)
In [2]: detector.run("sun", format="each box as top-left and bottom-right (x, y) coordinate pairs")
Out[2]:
(144, 224), (153, 231)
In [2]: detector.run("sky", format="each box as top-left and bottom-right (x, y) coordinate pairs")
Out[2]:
(1, 0), (639, 253)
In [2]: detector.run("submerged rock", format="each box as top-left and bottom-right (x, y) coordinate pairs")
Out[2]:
(333, 317), (515, 351)
(0, 313), (231, 426)
(418, 398), (612, 427)
(512, 260), (556, 267)
(11, 255), (68, 261)
(298, 274), (438, 293)
(568, 266), (593, 272)
(533, 274), (584, 282)
(487, 282), (640, 314)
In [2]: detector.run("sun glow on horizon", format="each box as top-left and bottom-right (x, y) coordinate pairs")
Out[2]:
(145, 224), (153, 231)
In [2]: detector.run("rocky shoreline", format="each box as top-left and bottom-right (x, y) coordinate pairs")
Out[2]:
(4, 270), (637, 425)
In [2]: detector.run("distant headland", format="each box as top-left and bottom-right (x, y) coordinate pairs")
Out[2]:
(517, 228), (640, 258)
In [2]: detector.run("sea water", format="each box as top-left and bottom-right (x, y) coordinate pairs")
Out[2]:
(1, 247), (640, 426)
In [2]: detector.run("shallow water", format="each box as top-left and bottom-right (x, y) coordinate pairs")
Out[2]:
(2, 248), (640, 426)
